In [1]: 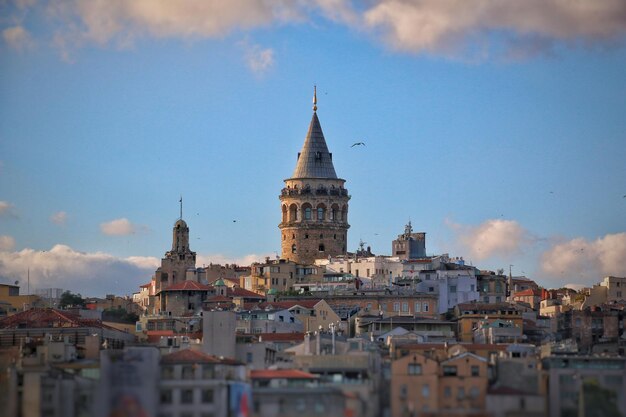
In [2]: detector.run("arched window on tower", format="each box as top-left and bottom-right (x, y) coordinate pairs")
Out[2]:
(304, 207), (312, 220)
(317, 207), (325, 221)
(291, 244), (297, 254)
(289, 204), (298, 222)
(330, 204), (339, 221)
(282, 205), (287, 223)
(319, 244), (325, 252)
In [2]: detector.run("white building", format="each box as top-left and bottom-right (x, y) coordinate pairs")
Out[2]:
(413, 269), (479, 314)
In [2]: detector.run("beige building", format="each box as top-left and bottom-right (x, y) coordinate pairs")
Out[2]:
(0, 284), (40, 315)
(243, 258), (324, 294)
(279, 89), (350, 265)
(600, 275), (626, 303)
(391, 349), (489, 417)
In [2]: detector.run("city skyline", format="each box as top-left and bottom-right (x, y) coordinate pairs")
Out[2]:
(1, 1), (626, 296)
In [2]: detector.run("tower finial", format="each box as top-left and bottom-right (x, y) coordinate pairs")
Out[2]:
(179, 196), (183, 220)
(313, 85), (317, 112)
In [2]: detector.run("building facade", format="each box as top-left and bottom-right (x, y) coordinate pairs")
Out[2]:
(279, 90), (350, 265)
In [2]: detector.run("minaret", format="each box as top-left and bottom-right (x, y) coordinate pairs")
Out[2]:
(279, 87), (350, 265)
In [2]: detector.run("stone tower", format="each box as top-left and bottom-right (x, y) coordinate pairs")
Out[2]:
(392, 221), (426, 260)
(155, 208), (197, 293)
(279, 88), (350, 265)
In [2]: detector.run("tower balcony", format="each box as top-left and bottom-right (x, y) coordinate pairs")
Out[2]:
(280, 187), (349, 198)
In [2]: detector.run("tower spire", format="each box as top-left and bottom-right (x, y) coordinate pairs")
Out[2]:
(179, 196), (183, 220)
(313, 85), (317, 112)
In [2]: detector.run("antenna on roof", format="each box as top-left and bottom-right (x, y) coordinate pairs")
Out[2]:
(179, 196), (183, 220)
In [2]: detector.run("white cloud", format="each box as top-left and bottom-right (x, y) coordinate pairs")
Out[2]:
(196, 253), (272, 268)
(541, 233), (626, 284)
(0, 235), (16, 251)
(0, 244), (156, 296)
(447, 218), (532, 261)
(2, 25), (34, 50)
(50, 211), (68, 225)
(240, 40), (275, 75)
(100, 218), (140, 236)
(49, 0), (300, 46)
(363, 0), (626, 58)
(0, 201), (17, 218)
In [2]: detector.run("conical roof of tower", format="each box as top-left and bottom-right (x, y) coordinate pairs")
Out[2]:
(291, 112), (338, 179)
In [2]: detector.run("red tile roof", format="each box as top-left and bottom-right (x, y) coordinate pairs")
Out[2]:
(250, 369), (318, 379)
(512, 288), (542, 297)
(0, 308), (118, 331)
(226, 287), (265, 299)
(161, 348), (242, 365)
(162, 280), (211, 292)
(205, 295), (233, 303)
(140, 282), (152, 288)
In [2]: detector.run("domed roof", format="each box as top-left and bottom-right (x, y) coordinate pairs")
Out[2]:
(267, 288), (278, 295)
(174, 219), (188, 228)
(213, 278), (226, 287)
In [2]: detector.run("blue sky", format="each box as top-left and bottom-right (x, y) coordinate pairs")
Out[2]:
(1, 1), (625, 296)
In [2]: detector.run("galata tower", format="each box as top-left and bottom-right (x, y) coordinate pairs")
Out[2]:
(279, 88), (350, 265)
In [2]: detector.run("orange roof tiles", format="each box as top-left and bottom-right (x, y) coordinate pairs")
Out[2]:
(250, 369), (318, 379)
(162, 280), (211, 292)
(0, 308), (117, 330)
(161, 348), (242, 365)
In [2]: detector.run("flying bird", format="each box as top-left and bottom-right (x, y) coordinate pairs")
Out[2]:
(351, 142), (365, 147)
(233, 220), (237, 223)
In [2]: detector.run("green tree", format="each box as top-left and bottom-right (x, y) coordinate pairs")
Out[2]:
(58, 291), (86, 309)
(583, 379), (622, 417)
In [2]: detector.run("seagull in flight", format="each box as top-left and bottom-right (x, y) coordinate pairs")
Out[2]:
(351, 142), (365, 147)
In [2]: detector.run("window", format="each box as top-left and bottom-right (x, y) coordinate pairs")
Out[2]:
(414, 302), (421, 312)
(457, 387), (465, 400)
(246, 352), (253, 363)
(422, 384), (430, 398)
(317, 207), (325, 221)
(203, 365), (214, 379)
(305, 207), (312, 220)
(450, 285), (457, 293)
(444, 386), (451, 398)
(470, 387), (480, 398)
(471, 365), (480, 376)
(181, 389), (194, 404)
(319, 244), (325, 252)
(408, 363), (422, 375)
(161, 366), (174, 379)
(402, 302), (409, 312)
(291, 244), (297, 253)
(202, 389), (214, 403)
(470, 284), (475, 291)
(423, 303), (429, 312)
(182, 365), (194, 379)
(443, 365), (457, 376)
(400, 384), (408, 399)
(160, 389), (173, 404)
(393, 302), (400, 312)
